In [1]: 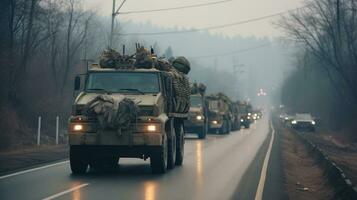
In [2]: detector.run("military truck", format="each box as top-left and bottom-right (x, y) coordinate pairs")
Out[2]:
(68, 47), (190, 174)
(230, 102), (242, 131)
(185, 83), (208, 139)
(206, 93), (232, 134)
(238, 101), (252, 128)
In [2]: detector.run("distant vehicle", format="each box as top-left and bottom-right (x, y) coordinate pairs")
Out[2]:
(238, 102), (252, 128)
(291, 113), (316, 132)
(185, 83), (208, 139)
(206, 93), (232, 134)
(281, 114), (294, 125)
(230, 101), (242, 131)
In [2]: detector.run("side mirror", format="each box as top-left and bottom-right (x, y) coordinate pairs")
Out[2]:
(74, 76), (81, 91)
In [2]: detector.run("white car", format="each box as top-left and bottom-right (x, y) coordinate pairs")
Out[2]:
(291, 113), (316, 132)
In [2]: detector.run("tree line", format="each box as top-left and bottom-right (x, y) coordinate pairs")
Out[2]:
(279, 0), (357, 133)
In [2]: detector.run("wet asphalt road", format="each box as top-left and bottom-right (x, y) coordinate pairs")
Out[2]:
(0, 117), (270, 200)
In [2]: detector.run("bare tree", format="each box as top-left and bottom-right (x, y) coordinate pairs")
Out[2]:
(279, 0), (357, 102)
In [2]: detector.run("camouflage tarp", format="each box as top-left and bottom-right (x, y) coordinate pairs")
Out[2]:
(84, 95), (139, 135)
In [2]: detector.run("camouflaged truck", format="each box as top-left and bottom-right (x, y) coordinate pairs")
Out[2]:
(185, 83), (208, 139)
(206, 93), (233, 134)
(68, 48), (190, 174)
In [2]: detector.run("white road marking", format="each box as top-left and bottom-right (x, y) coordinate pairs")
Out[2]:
(42, 183), (90, 200)
(254, 121), (275, 200)
(0, 160), (69, 180)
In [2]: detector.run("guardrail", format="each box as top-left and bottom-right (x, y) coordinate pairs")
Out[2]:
(292, 129), (357, 200)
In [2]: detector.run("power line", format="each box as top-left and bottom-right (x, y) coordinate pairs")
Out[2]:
(119, 6), (307, 36)
(188, 43), (271, 59)
(118, 0), (233, 14)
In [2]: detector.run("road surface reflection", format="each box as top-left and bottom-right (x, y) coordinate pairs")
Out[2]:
(144, 181), (157, 200)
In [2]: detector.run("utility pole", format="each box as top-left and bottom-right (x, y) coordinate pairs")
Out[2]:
(109, 0), (127, 48)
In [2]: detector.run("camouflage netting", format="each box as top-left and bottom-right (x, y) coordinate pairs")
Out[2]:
(206, 93), (233, 114)
(97, 47), (191, 114)
(134, 47), (154, 69)
(172, 56), (190, 74)
(99, 48), (134, 69)
(83, 95), (139, 135)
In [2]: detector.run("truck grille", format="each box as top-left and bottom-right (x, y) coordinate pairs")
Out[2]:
(138, 106), (155, 116)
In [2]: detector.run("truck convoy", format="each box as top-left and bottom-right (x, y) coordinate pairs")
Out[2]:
(185, 83), (208, 139)
(206, 93), (233, 134)
(68, 46), (191, 174)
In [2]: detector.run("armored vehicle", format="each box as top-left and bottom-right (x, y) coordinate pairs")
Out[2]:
(68, 47), (190, 174)
(206, 93), (232, 134)
(185, 83), (208, 139)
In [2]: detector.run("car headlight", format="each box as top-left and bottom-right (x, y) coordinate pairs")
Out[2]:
(285, 117), (289, 120)
(69, 123), (96, 132)
(248, 113), (251, 116)
(212, 120), (218, 124)
(291, 120), (297, 124)
(247, 116), (251, 119)
(196, 115), (203, 120)
(240, 119), (244, 122)
(311, 121), (316, 125)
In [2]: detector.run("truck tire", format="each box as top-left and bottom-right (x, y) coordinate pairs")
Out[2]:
(198, 123), (207, 139)
(70, 146), (88, 174)
(167, 125), (177, 169)
(175, 124), (185, 166)
(219, 120), (228, 134)
(150, 137), (168, 174)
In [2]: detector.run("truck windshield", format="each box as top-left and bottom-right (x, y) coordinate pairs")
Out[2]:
(85, 72), (160, 93)
(190, 96), (202, 107)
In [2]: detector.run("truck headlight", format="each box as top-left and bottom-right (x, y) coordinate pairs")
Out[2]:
(73, 124), (83, 131)
(212, 120), (218, 124)
(291, 120), (297, 124)
(311, 121), (316, 125)
(69, 123), (96, 133)
(147, 124), (157, 132)
(196, 115), (203, 120)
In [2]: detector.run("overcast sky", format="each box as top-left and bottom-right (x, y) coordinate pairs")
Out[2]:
(83, 0), (304, 38)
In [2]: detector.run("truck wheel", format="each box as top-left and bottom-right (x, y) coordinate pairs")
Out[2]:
(227, 121), (232, 134)
(219, 120), (228, 134)
(70, 146), (88, 175)
(245, 123), (250, 129)
(167, 126), (176, 169)
(175, 124), (185, 165)
(198, 123), (207, 139)
(150, 137), (168, 174)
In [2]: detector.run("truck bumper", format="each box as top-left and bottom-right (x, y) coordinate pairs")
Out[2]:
(69, 131), (162, 146)
(70, 145), (163, 158)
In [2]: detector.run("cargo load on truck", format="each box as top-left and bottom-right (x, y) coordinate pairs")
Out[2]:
(98, 47), (191, 114)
